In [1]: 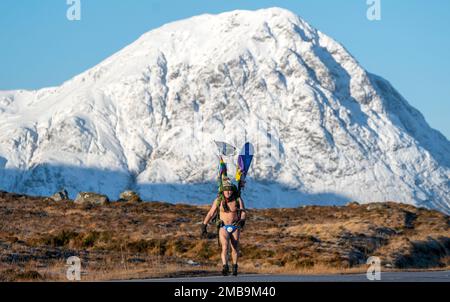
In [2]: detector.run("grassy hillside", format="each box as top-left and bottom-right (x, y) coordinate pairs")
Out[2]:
(0, 191), (448, 281)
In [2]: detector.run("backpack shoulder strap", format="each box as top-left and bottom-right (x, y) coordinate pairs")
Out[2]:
(215, 193), (223, 208)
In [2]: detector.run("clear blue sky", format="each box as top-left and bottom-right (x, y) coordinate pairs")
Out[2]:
(1, 0), (449, 139)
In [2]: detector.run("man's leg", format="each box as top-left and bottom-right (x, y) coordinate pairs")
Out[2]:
(219, 228), (230, 275)
(230, 229), (240, 263)
(230, 230), (240, 275)
(219, 228), (229, 264)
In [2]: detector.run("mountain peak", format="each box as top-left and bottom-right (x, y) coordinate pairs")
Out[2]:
(1, 8), (449, 214)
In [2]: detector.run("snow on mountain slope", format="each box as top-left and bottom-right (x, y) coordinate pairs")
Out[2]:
(0, 8), (449, 213)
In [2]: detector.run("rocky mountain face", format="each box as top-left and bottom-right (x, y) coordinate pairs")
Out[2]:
(0, 8), (449, 213)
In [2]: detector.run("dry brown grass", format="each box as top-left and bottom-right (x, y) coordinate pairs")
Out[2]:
(0, 191), (449, 281)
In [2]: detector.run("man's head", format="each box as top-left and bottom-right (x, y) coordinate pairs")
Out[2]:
(221, 177), (237, 198)
(223, 189), (233, 198)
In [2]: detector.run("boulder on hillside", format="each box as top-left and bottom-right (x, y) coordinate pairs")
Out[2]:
(50, 189), (69, 202)
(74, 192), (109, 205)
(119, 190), (142, 203)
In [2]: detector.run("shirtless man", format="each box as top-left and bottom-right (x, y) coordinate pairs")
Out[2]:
(201, 177), (246, 276)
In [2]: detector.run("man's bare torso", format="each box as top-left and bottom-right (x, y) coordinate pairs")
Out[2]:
(219, 199), (239, 225)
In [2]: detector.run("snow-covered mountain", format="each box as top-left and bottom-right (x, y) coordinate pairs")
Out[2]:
(1, 8), (449, 213)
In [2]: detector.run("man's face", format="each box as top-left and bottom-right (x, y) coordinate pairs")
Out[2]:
(223, 190), (233, 198)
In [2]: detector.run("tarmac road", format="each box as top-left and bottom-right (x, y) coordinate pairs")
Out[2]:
(137, 270), (450, 282)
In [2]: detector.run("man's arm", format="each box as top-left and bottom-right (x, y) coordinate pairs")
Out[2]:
(200, 199), (219, 238)
(238, 197), (247, 221)
(203, 199), (219, 225)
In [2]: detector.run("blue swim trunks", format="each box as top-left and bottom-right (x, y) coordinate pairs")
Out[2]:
(222, 224), (239, 234)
